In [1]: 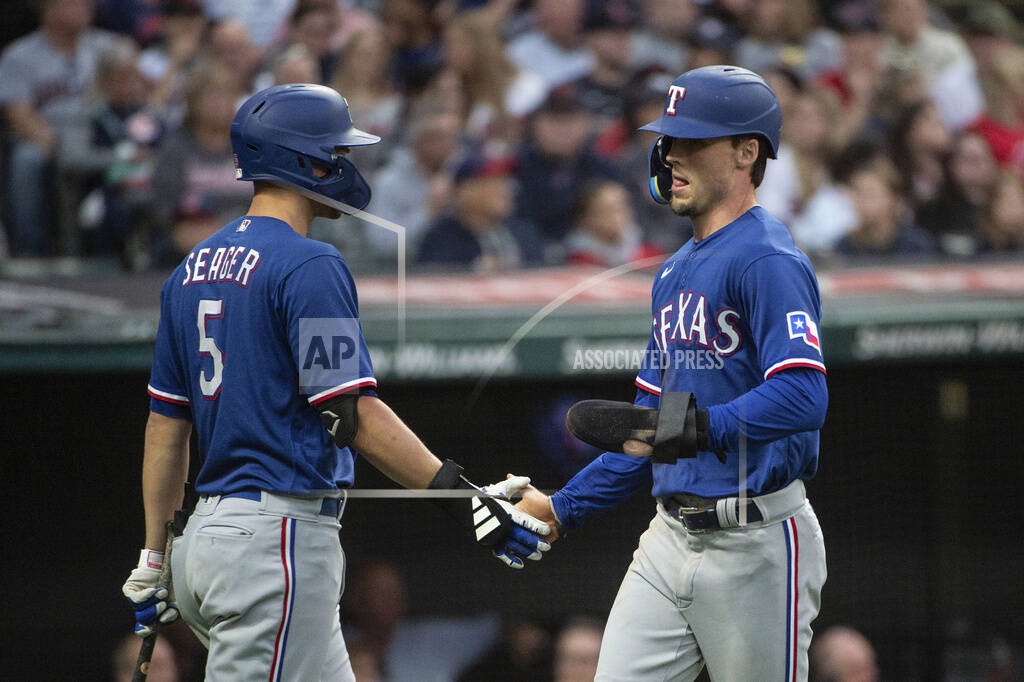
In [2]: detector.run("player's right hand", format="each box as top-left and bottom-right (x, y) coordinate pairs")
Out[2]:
(478, 476), (552, 569)
(514, 484), (563, 543)
(122, 552), (178, 637)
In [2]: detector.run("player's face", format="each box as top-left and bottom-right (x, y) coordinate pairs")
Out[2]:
(663, 136), (738, 218)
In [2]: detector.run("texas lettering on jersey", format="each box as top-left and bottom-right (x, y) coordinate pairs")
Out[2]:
(653, 290), (742, 357)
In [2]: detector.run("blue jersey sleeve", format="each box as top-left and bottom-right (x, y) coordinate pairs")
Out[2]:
(739, 254), (826, 380)
(550, 386), (656, 531)
(634, 332), (663, 397)
(279, 254), (377, 405)
(706, 368), (827, 451)
(148, 279), (192, 421)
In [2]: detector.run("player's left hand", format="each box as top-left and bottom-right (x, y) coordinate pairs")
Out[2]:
(479, 475), (552, 569)
(122, 552), (179, 637)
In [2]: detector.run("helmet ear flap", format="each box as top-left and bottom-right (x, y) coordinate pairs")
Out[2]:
(648, 136), (672, 205)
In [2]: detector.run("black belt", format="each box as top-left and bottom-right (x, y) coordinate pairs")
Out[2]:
(660, 494), (763, 532)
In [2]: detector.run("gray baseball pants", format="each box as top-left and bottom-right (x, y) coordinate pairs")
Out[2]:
(171, 492), (356, 681)
(595, 480), (827, 681)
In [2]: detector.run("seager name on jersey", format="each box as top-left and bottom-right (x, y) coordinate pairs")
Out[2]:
(653, 290), (742, 356)
(182, 246), (262, 287)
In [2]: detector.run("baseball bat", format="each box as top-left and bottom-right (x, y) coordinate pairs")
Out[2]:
(132, 521), (175, 682)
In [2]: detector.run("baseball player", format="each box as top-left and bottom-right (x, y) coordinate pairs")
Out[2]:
(120, 84), (551, 681)
(517, 66), (829, 681)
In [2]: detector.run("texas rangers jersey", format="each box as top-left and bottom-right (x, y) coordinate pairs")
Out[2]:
(147, 216), (376, 496)
(636, 206), (825, 498)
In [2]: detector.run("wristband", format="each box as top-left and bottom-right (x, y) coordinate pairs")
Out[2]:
(138, 549), (164, 570)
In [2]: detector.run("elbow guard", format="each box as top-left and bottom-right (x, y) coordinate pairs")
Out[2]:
(314, 393), (360, 448)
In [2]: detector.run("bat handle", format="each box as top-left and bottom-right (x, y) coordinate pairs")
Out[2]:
(131, 521), (176, 682)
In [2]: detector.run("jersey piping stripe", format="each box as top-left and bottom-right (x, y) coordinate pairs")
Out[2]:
(783, 516), (800, 681)
(634, 376), (662, 395)
(147, 384), (190, 405)
(269, 518), (296, 682)
(763, 358), (826, 381)
(307, 377), (378, 405)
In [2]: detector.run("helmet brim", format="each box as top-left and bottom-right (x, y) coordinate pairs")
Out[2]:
(339, 126), (381, 147)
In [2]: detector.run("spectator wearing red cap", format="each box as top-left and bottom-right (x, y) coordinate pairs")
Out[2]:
(416, 153), (545, 272)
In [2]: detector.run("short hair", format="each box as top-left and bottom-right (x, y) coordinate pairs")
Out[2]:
(732, 135), (770, 188)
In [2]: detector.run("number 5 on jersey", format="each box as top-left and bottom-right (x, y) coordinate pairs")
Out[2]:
(198, 299), (224, 399)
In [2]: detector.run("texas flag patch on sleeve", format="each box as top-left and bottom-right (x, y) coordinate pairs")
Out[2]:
(787, 311), (821, 353)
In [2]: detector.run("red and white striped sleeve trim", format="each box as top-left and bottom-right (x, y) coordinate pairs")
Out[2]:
(308, 377), (378, 405)
(763, 358), (826, 380)
(147, 384), (189, 405)
(634, 376), (662, 396)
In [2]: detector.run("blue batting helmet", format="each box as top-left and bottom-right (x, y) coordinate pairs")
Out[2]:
(231, 84), (380, 210)
(640, 65), (781, 204)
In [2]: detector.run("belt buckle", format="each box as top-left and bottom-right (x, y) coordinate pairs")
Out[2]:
(676, 505), (714, 534)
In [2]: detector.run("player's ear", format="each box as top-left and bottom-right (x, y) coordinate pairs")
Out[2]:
(733, 136), (759, 171)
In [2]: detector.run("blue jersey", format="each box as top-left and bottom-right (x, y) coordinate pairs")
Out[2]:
(635, 206), (825, 497)
(147, 216), (376, 496)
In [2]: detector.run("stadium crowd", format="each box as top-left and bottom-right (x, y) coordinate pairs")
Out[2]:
(0, 0), (1022, 273)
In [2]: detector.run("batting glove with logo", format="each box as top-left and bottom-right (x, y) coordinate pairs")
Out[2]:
(428, 460), (551, 569)
(122, 550), (179, 637)
(480, 475), (552, 569)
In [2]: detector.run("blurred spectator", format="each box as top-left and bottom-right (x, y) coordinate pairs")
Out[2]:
(343, 559), (500, 682)
(383, 0), (445, 92)
(916, 131), (999, 256)
(629, 0), (698, 74)
(331, 25), (403, 172)
(202, 0), (295, 48)
(417, 152), (544, 271)
(836, 158), (935, 257)
(137, 0), (206, 113)
(205, 18), (263, 96)
(734, 0), (841, 80)
(969, 51), (1024, 177)
(514, 85), (624, 243)
(507, 0), (593, 89)
(706, 0), (754, 34)
(573, 0), (640, 139)
(269, 43), (320, 85)
(347, 639), (384, 682)
(879, 0), (983, 132)
(891, 100), (952, 209)
(789, 139), (874, 254)
(366, 100), (463, 258)
(285, 0), (340, 84)
(817, 1), (886, 147)
(62, 38), (165, 260)
(759, 86), (839, 227)
(960, 1), (1024, 78)
(564, 180), (660, 267)
(980, 171), (1024, 253)
(685, 16), (742, 71)
(809, 625), (879, 682)
(444, 10), (546, 144)
(0, 0), (116, 255)
(458, 617), (553, 682)
(147, 62), (250, 263)
(111, 632), (180, 682)
(552, 616), (604, 682)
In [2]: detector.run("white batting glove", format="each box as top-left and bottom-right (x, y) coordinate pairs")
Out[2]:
(480, 476), (552, 569)
(122, 550), (179, 637)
